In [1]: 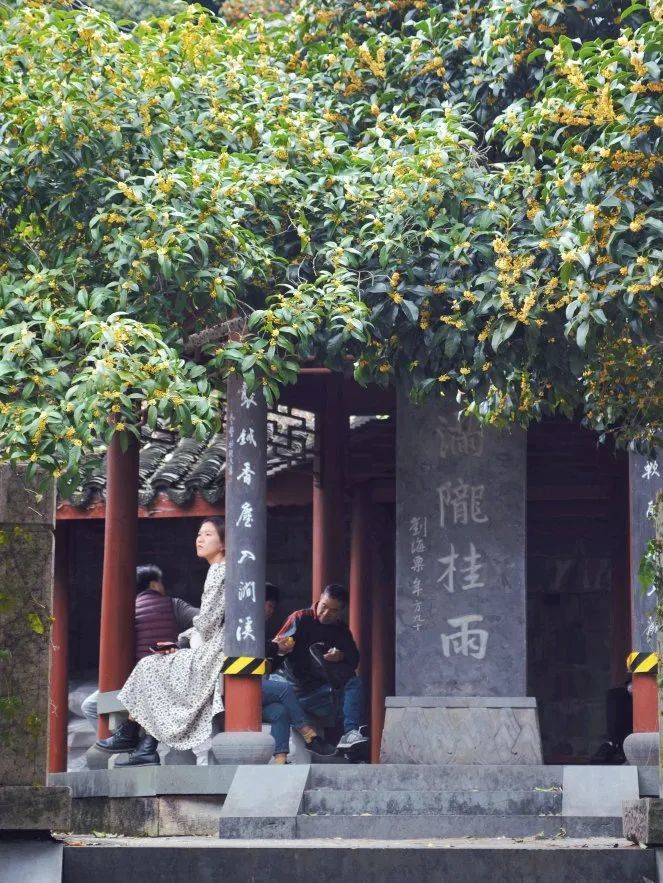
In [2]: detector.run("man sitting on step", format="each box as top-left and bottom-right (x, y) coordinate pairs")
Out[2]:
(269, 583), (369, 756)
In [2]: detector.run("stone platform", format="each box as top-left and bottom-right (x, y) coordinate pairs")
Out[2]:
(60, 835), (657, 883)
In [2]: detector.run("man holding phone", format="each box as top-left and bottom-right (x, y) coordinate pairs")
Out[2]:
(270, 583), (369, 755)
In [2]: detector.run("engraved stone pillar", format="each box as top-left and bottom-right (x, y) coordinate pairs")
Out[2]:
(623, 454), (662, 769)
(380, 392), (542, 764)
(211, 376), (273, 764)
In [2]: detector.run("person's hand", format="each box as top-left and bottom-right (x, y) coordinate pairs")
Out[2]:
(152, 642), (178, 655)
(323, 647), (344, 663)
(273, 635), (295, 655)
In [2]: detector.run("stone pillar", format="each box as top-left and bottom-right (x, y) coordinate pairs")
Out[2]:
(623, 454), (662, 768)
(380, 392), (542, 764)
(312, 373), (346, 602)
(48, 524), (69, 774)
(211, 375), (273, 764)
(0, 465), (70, 830)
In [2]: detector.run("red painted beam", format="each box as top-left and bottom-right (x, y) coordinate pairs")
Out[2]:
(97, 433), (139, 738)
(349, 488), (371, 678)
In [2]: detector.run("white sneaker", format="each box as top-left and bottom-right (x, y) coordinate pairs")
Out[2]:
(337, 727), (369, 750)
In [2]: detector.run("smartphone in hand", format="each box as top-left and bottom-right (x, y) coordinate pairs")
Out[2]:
(149, 642), (178, 653)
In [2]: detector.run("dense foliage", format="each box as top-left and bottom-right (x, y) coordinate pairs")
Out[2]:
(0, 0), (661, 489)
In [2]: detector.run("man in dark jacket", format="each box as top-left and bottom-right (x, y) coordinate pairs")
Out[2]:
(270, 583), (368, 752)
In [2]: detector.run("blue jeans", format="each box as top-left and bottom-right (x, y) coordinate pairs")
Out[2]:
(294, 675), (364, 734)
(262, 676), (310, 755)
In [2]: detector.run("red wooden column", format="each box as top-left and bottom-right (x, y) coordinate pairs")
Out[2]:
(349, 486), (372, 677)
(48, 523), (70, 773)
(312, 373), (346, 602)
(97, 431), (139, 738)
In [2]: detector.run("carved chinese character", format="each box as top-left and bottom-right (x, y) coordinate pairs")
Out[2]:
(238, 549), (256, 564)
(440, 614), (488, 660)
(438, 479), (489, 527)
(236, 616), (256, 642)
(237, 462), (255, 486)
(240, 383), (257, 410)
(238, 428), (257, 447)
(238, 581), (256, 602)
(236, 502), (254, 528)
(411, 555), (425, 573)
(437, 416), (484, 459)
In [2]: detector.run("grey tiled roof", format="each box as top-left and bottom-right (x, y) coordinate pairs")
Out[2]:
(67, 406), (315, 509)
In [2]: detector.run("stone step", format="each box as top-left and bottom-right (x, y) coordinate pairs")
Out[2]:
(302, 787), (561, 816)
(308, 764), (564, 792)
(218, 813), (624, 840)
(62, 836), (656, 883)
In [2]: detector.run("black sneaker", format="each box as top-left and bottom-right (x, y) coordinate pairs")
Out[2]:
(307, 735), (338, 757)
(95, 719), (139, 754)
(337, 727), (369, 751)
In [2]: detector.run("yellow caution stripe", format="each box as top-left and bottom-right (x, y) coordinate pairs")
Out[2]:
(627, 651), (658, 674)
(222, 656), (268, 676)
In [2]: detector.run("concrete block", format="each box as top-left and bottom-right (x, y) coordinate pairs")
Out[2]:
(49, 765), (237, 798)
(0, 839), (63, 883)
(153, 765), (236, 795)
(308, 763), (563, 792)
(624, 731), (659, 767)
(0, 785), (71, 831)
(218, 816), (298, 838)
(562, 766), (639, 817)
(385, 696), (538, 708)
(638, 765), (659, 797)
(221, 765), (310, 819)
(623, 798), (663, 846)
(158, 796), (225, 836)
(84, 744), (112, 770)
(69, 796), (159, 836)
(381, 703), (543, 764)
(210, 730), (274, 766)
(96, 690), (125, 714)
(301, 787), (561, 816)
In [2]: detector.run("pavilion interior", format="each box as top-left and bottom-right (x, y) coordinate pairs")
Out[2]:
(57, 375), (631, 766)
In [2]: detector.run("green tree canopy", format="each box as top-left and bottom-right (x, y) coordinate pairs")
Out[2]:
(0, 0), (661, 491)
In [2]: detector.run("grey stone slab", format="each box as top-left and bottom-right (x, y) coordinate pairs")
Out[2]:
(221, 765), (310, 818)
(638, 765), (659, 797)
(308, 764), (564, 792)
(69, 796), (159, 836)
(386, 696), (538, 708)
(219, 816), (298, 839)
(302, 787), (561, 816)
(562, 766), (639, 817)
(96, 690), (125, 714)
(62, 840), (658, 883)
(396, 393), (527, 697)
(158, 796), (225, 837)
(153, 765), (237, 795)
(381, 704), (542, 764)
(0, 785), (71, 830)
(0, 839), (63, 883)
(623, 797), (663, 846)
(294, 814), (624, 840)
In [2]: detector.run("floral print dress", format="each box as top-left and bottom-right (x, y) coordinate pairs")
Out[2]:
(118, 562), (226, 750)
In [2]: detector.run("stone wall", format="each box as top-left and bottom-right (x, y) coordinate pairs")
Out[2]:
(0, 467), (56, 786)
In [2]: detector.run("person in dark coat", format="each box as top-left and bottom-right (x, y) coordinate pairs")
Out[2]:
(270, 583), (368, 753)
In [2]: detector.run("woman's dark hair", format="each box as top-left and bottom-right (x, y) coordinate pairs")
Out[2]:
(265, 583), (280, 604)
(200, 517), (225, 543)
(322, 583), (349, 608)
(136, 564), (163, 593)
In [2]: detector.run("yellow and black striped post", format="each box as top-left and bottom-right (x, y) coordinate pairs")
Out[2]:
(222, 656), (268, 677)
(626, 651), (658, 674)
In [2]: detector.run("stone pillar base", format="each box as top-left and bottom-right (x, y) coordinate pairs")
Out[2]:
(624, 731), (659, 767)
(211, 730), (274, 765)
(380, 697), (543, 764)
(624, 798), (663, 845)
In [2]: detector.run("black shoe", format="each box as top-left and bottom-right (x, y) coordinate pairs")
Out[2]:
(307, 735), (338, 757)
(114, 734), (161, 767)
(95, 719), (139, 754)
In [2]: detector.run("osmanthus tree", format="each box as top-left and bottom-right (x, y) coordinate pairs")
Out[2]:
(0, 0), (661, 493)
